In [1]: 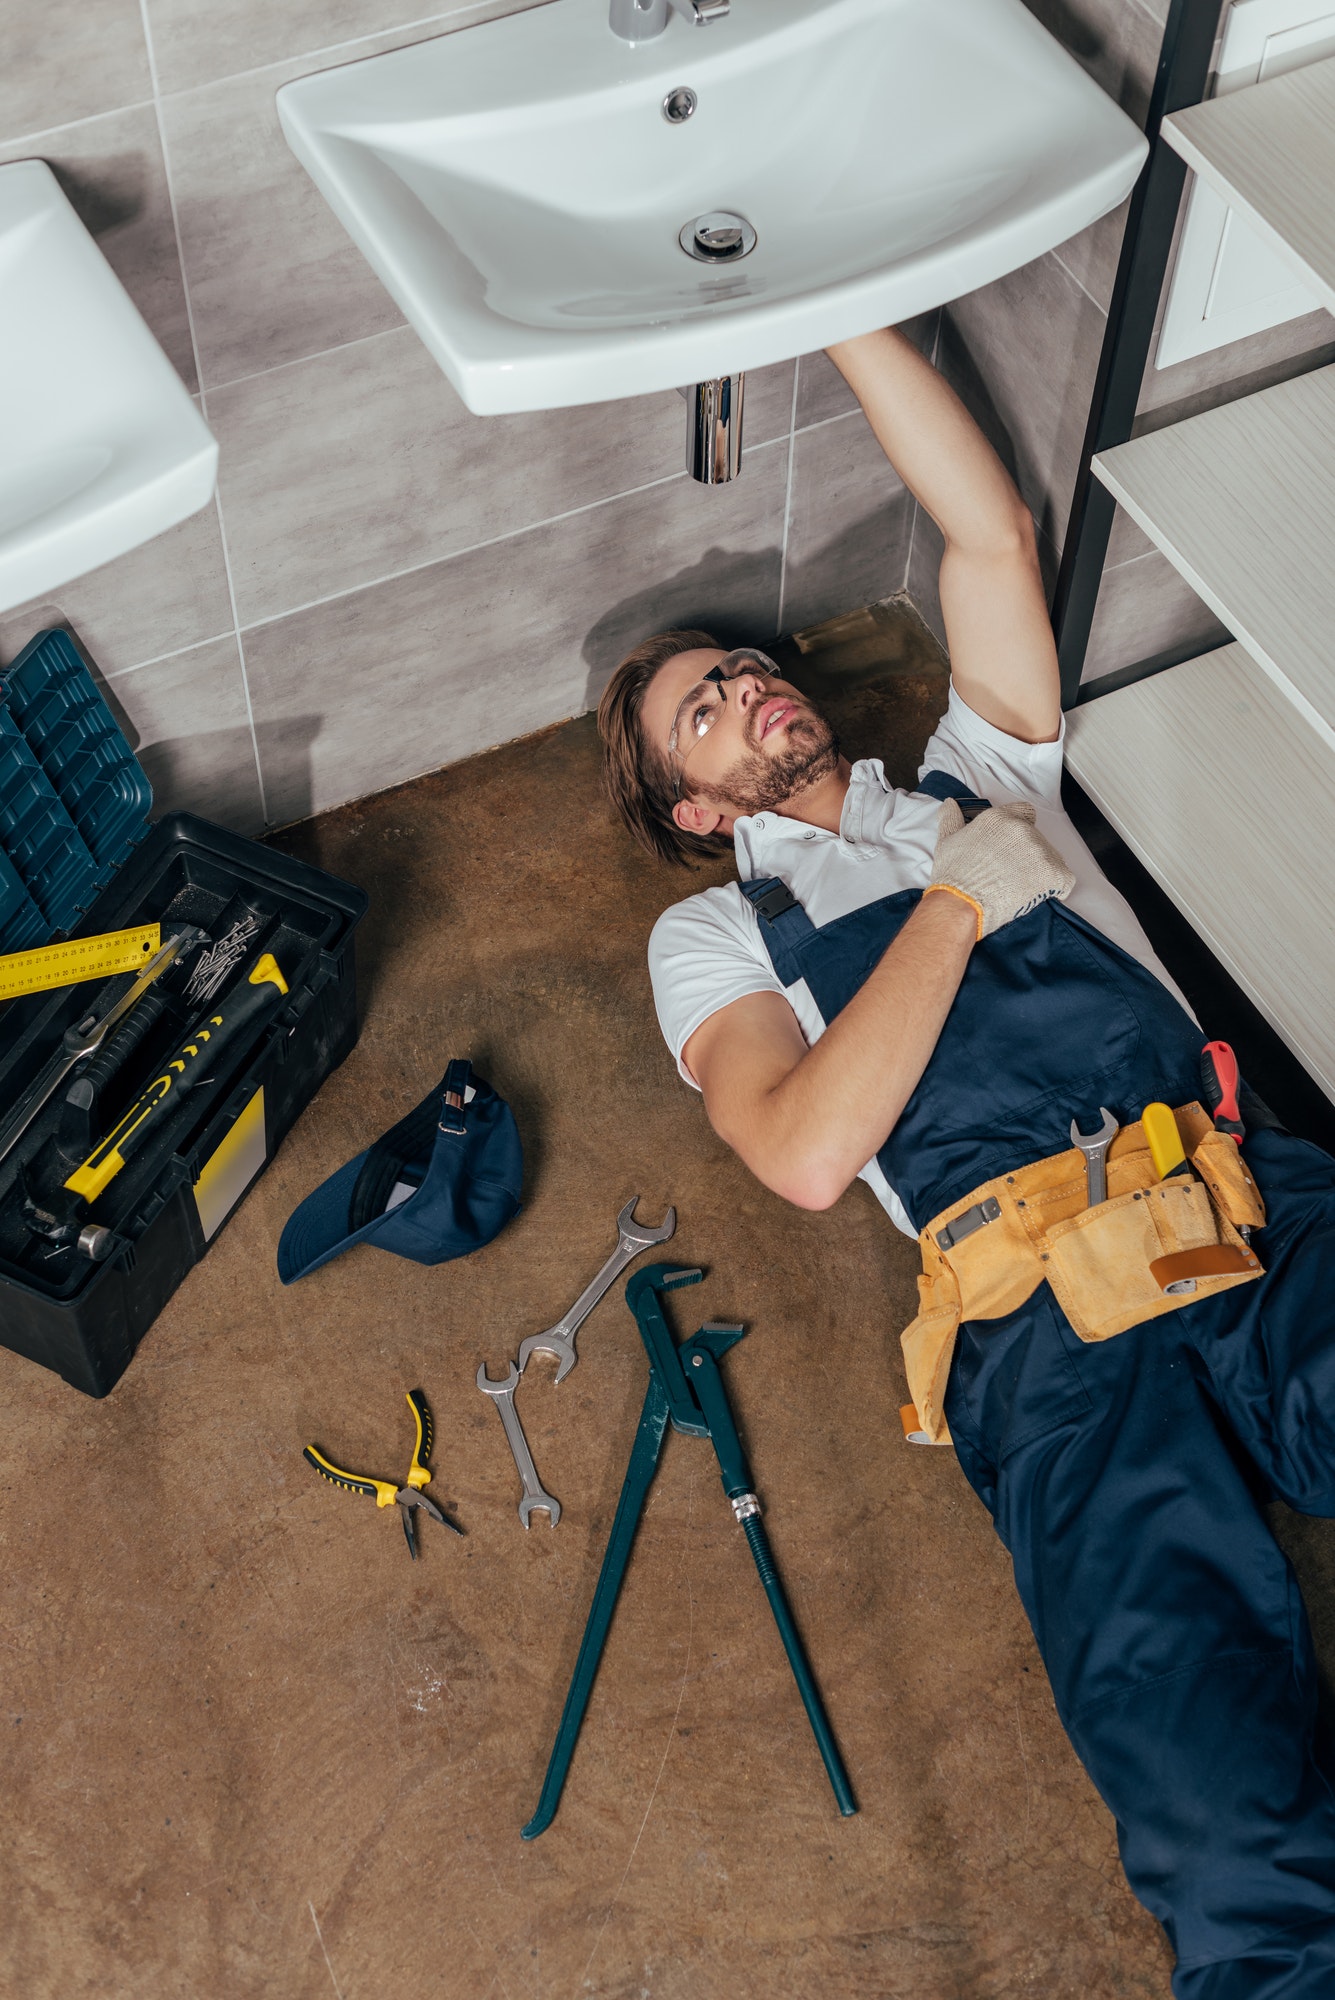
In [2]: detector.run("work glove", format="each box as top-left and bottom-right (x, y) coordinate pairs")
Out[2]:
(923, 799), (1076, 939)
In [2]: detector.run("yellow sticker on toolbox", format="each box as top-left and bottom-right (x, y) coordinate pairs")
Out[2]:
(0, 924), (162, 1002)
(193, 1087), (268, 1241)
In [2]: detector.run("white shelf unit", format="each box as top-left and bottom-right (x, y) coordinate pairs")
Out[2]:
(1162, 51), (1335, 315)
(1066, 24), (1335, 1108)
(1091, 363), (1335, 749)
(1065, 645), (1335, 1102)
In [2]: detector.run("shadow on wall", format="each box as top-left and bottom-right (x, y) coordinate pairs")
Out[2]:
(579, 542), (782, 713)
(577, 482), (918, 716)
(936, 313), (1073, 568)
(46, 154), (145, 240)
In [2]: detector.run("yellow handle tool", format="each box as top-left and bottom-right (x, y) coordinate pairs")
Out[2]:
(303, 1448), (401, 1508)
(0, 924), (162, 1003)
(304, 1391), (463, 1558)
(405, 1386), (433, 1491)
(64, 952), (288, 1204)
(1142, 1102), (1194, 1180)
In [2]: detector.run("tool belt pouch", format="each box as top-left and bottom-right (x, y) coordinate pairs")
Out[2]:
(899, 1105), (1266, 1447)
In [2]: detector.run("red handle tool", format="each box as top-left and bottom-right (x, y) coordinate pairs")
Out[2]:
(1201, 1041), (1245, 1145)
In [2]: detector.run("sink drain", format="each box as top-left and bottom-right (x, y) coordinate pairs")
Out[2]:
(679, 210), (756, 263)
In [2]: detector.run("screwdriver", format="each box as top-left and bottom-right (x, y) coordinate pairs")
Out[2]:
(63, 952), (288, 1205)
(1201, 1041), (1245, 1146)
(1200, 1041), (1251, 1243)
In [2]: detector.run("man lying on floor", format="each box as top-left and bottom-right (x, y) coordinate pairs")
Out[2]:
(595, 325), (1335, 2000)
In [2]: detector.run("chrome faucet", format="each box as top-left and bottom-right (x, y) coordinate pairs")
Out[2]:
(609, 0), (729, 45)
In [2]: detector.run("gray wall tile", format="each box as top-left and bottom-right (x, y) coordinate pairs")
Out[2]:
(103, 636), (264, 833)
(782, 415), (914, 638)
(1138, 312), (1335, 429)
(1020, 0), (1161, 124)
(0, 0), (150, 141)
(905, 507), (946, 653)
(1106, 502), (1156, 571)
(213, 329), (776, 626)
(0, 106), (197, 391)
(158, 5), (560, 392)
(795, 352), (860, 431)
(1052, 196), (1130, 317)
(738, 362), (796, 449)
(1081, 550), (1230, 683)
(0, 504), (233, 679)
(160, 53), (406, 391)
(246, 444), (787, 824)
(940, 251), (1107, 550)
(145, 0), (541, 99)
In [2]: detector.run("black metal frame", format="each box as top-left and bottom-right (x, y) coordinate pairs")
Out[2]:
(1052, 0), (1223, 709)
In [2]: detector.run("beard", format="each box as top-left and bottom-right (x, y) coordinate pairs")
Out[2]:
(691, 703), (841, 818)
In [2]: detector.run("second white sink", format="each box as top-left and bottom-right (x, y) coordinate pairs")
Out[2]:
(0, 161), (218, 615)
(278, 0), (1147, 414)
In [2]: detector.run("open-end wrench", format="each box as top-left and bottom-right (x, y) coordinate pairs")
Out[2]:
(1070, 1107), (1118, 1207)
(476, 1362), (562, 1528)
(517, 1197), (677, 1383)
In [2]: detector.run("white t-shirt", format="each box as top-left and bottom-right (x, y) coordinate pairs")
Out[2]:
(648, 685), (1193, 1237)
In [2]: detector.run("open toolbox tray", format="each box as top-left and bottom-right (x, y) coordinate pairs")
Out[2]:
(0, 630), (153, 950)
(0, 632), (367, 1396)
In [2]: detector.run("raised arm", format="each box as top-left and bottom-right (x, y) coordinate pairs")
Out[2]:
(824, 326), (1061, 746)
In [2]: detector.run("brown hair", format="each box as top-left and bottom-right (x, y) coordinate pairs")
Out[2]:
(596, 628), (727, 866)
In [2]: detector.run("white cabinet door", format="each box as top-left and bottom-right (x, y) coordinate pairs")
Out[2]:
(1156, 0), (1335, 369)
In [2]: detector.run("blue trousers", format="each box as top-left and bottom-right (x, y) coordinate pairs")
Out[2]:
(742, 768), (1335, 1988)
(945, 1126), (1335, 1995)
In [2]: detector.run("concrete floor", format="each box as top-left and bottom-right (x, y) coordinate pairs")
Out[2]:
(2, 598), (1212, 1997)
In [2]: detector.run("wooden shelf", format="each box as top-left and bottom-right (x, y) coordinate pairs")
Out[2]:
(1092, 363), (1335, 747)
(1162, 53), (1335, 317)
(1065, 645), (1335, 1104)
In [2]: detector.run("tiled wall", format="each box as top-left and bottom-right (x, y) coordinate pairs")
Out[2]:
(0, 0), (920, 833)
(11, 0), (1304, 832)
(914, 0), (1335, 685)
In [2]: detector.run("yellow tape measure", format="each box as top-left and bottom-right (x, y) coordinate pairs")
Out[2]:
(0, 924), (163, 1003)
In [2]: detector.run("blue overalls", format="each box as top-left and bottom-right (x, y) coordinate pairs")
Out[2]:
(741, 773), (1335, 1997)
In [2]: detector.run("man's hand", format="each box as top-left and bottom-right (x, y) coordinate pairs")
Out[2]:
(925, 800), (1075, 938)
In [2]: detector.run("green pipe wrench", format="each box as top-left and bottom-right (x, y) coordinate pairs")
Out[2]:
(522, 1263), (856, 1839)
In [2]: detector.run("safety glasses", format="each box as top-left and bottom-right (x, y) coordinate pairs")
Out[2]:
(666, 647), (781, 798)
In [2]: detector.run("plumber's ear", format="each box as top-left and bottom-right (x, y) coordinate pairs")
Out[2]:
(672, 797), (726, 838)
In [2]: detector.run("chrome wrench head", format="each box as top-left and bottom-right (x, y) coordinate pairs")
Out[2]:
(476, 1360), (562, 1527)
(517, 1197), (677, 1383)
(1069, 1107), (1118, 1207)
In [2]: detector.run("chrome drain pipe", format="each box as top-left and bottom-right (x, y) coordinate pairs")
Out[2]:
(687, 373), (745, 483)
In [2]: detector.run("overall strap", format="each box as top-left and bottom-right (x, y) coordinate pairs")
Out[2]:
(740, 877), (818, 988)
(915, 768), (990, 821)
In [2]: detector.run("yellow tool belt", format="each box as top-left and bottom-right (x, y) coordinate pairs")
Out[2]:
(900, 1103), (1267, 1447)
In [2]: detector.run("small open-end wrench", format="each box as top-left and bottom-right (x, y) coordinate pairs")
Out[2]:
(476, 1361), (562, 1528)
(517, 1197), (677, 1383)
(1070, 1107), (1118, 1207)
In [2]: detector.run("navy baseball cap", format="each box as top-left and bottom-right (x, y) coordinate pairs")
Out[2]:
(277, 1059), (522, 1284)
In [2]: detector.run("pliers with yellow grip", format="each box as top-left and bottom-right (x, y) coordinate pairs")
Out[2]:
(304, 1388), (464, 1558)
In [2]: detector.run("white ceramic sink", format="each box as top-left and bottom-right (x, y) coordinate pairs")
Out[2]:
(0, 161), (218, 614)
(278, 0), (1147, 415)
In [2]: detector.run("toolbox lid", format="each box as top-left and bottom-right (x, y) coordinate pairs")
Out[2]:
(0, 629), (153, 954)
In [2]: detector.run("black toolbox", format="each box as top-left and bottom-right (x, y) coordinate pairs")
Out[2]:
(0, 630), (367, 1396)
